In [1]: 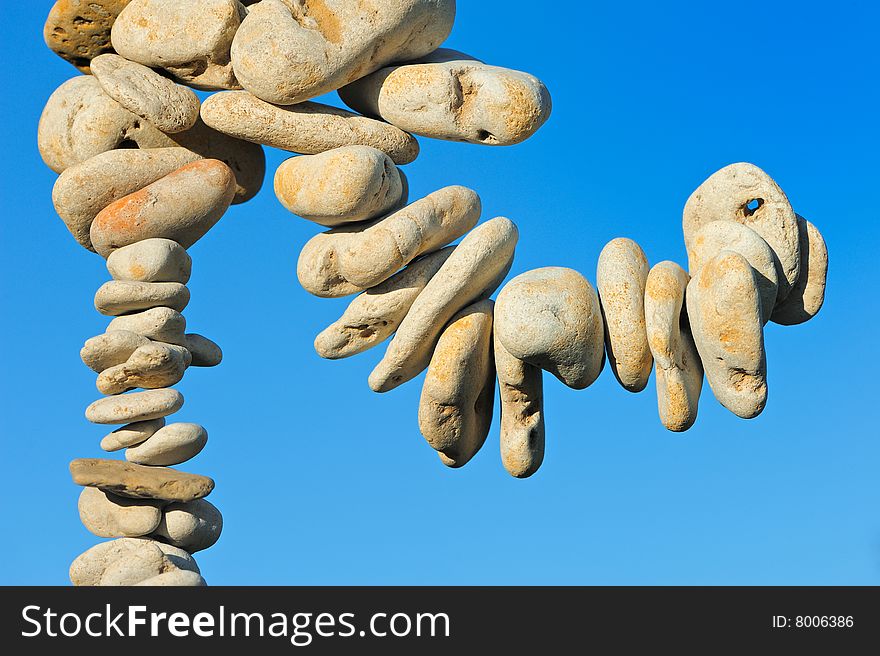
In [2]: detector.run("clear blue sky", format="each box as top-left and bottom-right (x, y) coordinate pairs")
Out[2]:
(2, 1), (878, 585)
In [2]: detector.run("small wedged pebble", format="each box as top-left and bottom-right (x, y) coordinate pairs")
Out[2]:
(70, 458), (214, 502)
(111, 0), (246, 90)
(201, 92), (420, 165)
(418, 300), (495, 468)
(496, 267), (605, 390)
(95, 280), (190, 316)
(107, 307), (187, 345)
(53, 148), (202, 251)
(78, 487), (164, 538)
(339, 48), (552, 146)
(274, 146), (406, 227)
(370, 217), (518, 392)
(101, 417), (166, 452)
(90, 159), (236, 257)
(96, 342), (188, 395)
(152, 499), (222, 553)
(85, 388), (184, 424)
(494, 333), (545, 478)
(81, 330), (150, 373)
(230, 0), (455, 106)
(770, 215), (828, 325)
(90, 53), (201, 133)
(596, 238), (653, 392)
(315, 247), (454, 359)
(184, 334), (223, 367)
(107, 238), (192, 284)
(126, 423), (208, 466)
(686, 250), (767, 419)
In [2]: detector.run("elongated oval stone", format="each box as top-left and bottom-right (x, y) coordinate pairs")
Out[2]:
(85, 388), (184, 424)
(78, 487), (164, 538)
(771, 215), (828, 325)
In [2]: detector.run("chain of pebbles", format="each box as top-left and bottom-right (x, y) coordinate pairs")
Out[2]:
(39, 0), (826, 585)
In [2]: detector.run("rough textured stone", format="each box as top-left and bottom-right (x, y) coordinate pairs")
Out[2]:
(201, 92), (419, 165)
(81, 330), (150, 373)
(111, 0), (246, 89)
(95, 280), (190, 315)
(152, 499), (222, 553)
(96, 342), (188, 395)
(686, 251), (767, 419)
(70, 458), (214, 501)
(274, 146), (406, 226)
(298, 186), (479, 297)
(184, 334), (223, 367)
(91, 53), (201, 133)
(340, 49), (552, 145)
(126, 423), (208, 466)
(315, 247), (453, 359)
(43, 0), (131, 73)
(37, 76), (172, 173)
(230, 0), (456, 105)
(78, 487), (164, 538)
(644, 261), (703, 432)
(370, 217), (518, 392)
(53, 149), (202, 251)
(107, 238), (193, 284)
(90, 159), (236, 257)
(69, 537), (199, 586)
(687, 220), (778, 322)
(494, 330), (545, 478)
(418, 300), (495, 468)
(496, 267), (604, 390)
(683, 162), (800, 302)
(101, 418), (166, 451)
(135, 569), (207, 586)
(596, 238), (653, 392)
(107, 307), (187, 345)
(85, 388), (184, 424)
(771, 215), (828, 325)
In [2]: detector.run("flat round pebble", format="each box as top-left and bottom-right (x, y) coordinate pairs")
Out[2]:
(126, 423), (208, 466)
(95, 280), (190, 316)
(81, 330), (149, 373)
(152, 499), (223, 553)
(107, 238), (193, 284)
(101, 417), (166, 451)
(85, 388), (184, 424)
(107, 307), (187, 345)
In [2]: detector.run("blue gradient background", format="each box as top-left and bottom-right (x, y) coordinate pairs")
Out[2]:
(2, 1), (878, 585)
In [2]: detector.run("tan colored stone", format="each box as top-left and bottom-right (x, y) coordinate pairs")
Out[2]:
(78, 487), (164, 538)
(315, 247), (453, 359)
(686, 251), (767, 419)
(70, 458), (214, 502)
(496, 267), (604, 390)
(53, 149), (202, 251)
(81, 330), (149, 373)
(111, 0), (246, 89)
(184, 334), (223, 367)
(687, 220), (778, 321)
(96, 342), (188, 395)
(91, 53), (201, 133)
(298, 186), (479, 297)
(90, 159), (236, 257)
(201, 92), (419, 165)
(340, 48), (552, 145)
(135, 569), (206, 586)
(85, 388), (184, 424)
(494, 332), (545, 478)
(418, 300), (495, 468)
(69, 537), (200, 586)
(771, 215), (828, 325)
(95, 281), (190, 316)
(152, 499), (222, 553)
(683, 162), (800, 302)
(126, 423), (208, 466)
(106, 238), (193, 284)
(644, 261), (703, 432)
(370, 217), (518, 392)
(274, 146), (406, 226)
(101, 418), (166, 452)
(596, 238), (653, 392)
(230, 0), (455, 105)
(43, 0), (131, 73)
(37, 76), (172, 173)
(107, 307), (186, 345)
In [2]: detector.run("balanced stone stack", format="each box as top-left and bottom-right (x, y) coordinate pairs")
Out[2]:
(39, 0), (827, 586)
